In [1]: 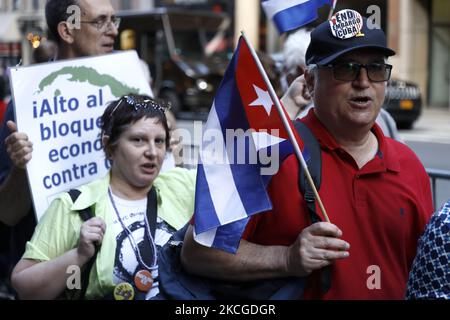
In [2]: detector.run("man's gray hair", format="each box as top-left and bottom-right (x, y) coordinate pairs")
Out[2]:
(283, 28), (312, 75)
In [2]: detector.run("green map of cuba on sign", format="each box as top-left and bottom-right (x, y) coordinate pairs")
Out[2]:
(37, 66), (140, 96)
(10, 51), (153, 221)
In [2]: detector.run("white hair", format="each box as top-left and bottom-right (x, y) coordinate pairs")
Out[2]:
(283, 28), (312, 75)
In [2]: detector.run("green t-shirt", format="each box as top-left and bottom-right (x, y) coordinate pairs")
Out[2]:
(23, 168), (196, 299)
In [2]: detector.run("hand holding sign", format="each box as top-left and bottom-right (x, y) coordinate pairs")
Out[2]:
(5, 121), (33, 169)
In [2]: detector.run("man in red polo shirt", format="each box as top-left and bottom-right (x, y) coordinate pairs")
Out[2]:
(181, 9), (433, 299)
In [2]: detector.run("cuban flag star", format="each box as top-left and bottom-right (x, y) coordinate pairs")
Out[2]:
(262, 0), (333, 34)
(193, 36), (304, 253)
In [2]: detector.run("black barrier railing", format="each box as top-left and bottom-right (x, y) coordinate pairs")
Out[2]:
(426, 168), (450, 209)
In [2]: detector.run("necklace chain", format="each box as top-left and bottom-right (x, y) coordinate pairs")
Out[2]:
(108, 187), (157, 271)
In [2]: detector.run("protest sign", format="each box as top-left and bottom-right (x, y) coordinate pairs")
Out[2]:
(10, 50), (152, 221)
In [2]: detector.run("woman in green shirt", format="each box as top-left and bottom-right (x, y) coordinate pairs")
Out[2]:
(11, 95), (195, 299)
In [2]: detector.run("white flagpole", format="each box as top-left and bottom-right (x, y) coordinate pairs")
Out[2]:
(328, 0), (338, 19)
(240, 32), (330, 223)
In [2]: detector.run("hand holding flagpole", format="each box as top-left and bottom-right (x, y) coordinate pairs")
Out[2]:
(240, 32), (330, 223)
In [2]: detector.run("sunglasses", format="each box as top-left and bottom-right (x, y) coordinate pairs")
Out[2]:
(316, 62), (392, 82)
(110, 95), (169, 116)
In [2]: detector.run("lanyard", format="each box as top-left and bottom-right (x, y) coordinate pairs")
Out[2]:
(108, 187), (158, 270)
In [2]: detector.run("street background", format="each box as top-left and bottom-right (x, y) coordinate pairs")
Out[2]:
(400, 108), (450, 209)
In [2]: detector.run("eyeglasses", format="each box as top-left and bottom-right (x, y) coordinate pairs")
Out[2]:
(80, 17), (121, 32)
(110, 95), (169, 117)
(317, 62), (392, 82)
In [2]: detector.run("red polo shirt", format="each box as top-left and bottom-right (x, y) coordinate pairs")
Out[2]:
(243, 110), (433, 299)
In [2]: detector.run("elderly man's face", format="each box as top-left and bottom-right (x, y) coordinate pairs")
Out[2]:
(71, 0), (118, 57)
(307, 49), (387, 131)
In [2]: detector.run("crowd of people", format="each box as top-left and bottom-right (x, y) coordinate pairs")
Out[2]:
(0, 0), (447, 300)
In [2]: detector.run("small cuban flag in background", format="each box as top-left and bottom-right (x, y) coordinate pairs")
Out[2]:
(192, 36), (304, 253)
(262, 0), (333, 34)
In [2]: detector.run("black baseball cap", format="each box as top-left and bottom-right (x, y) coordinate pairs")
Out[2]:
(305, 9), (395, 66)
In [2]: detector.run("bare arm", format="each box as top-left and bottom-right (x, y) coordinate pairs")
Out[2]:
(11, 217), (106, 300)
(181, 224), (290, 281)
(0, 121), (33, 226)
(12, 250), (87, 300)
(180, 223), (350, 282)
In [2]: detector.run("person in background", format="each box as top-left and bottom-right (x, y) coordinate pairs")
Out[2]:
(11, 95), (195, 300)
(280, 28), (402, 141)
(120, 28), (153, 88)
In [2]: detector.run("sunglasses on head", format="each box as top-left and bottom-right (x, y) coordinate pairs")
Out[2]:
(110, 95), (169, 117)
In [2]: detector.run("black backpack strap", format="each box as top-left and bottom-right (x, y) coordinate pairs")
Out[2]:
(146, 187), (158, 238)
(68, 189), (97, 300)
(293, 121), (322, 223)
(292, 121), (331, 296)
(68, 189), (93, 222)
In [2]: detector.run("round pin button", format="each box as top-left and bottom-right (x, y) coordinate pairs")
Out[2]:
(113, 282), (135, 300)
(134, 269), (153, 292)
(329, 9), (364, 40)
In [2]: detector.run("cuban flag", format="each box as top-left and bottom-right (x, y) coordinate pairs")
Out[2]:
(262, 0), (333, 34)
(193, 36), (303, 253)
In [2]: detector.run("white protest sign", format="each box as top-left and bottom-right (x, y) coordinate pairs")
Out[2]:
(10, 51), (152, 221)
